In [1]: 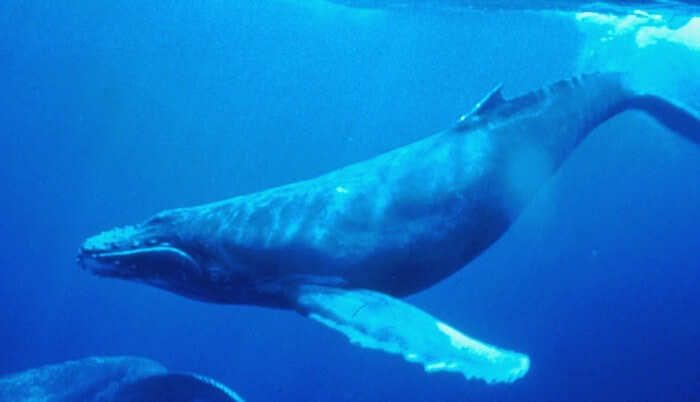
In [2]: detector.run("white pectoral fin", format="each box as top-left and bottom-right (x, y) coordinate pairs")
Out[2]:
(293, 284), (529, 384)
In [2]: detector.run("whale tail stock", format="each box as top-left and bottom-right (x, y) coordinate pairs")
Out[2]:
(583, 71), (699, 144)
(453, 71), (699, 173)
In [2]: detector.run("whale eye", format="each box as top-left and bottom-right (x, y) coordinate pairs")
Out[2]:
(208, 266), (231, 283)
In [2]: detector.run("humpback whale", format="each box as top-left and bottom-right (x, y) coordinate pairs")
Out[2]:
(0, 356), (245, 401)
(78, 73), (699, 384)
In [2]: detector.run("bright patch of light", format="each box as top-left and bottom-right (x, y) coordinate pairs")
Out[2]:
(425, 362), (447, 371)
(575, 12), (699, 50)
(574, 11), (700, 111)
(637, 17), (700, 50)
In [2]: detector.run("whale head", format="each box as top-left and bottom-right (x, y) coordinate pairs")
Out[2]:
(77, 209), (246, 303)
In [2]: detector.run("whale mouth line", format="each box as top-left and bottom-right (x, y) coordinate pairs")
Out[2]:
(79, 246), (198, 278)
(91, 246), (188, 260)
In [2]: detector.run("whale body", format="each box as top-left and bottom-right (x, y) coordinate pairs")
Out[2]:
(78, 73), (699, 384)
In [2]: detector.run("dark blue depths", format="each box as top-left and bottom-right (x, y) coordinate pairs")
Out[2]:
(0, 1), (698, 401)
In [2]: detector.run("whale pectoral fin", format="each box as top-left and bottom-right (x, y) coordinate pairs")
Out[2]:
(292, 284), (529, 384)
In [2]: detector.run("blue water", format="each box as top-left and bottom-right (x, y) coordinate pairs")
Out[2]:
(325, 0), (700, 13)
(1, 1), (699, 401)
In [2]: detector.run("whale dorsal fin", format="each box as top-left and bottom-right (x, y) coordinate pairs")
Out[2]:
(291, 284), (529, 384)
(474, 83), (505, 113)
(453, 83), (505, 132)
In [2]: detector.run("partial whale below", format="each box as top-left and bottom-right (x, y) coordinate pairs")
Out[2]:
(78, 72), (699, 384)
(0, 356), (245, 402)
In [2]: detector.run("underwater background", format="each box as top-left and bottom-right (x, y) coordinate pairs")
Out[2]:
(1, 1), (699, 401)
